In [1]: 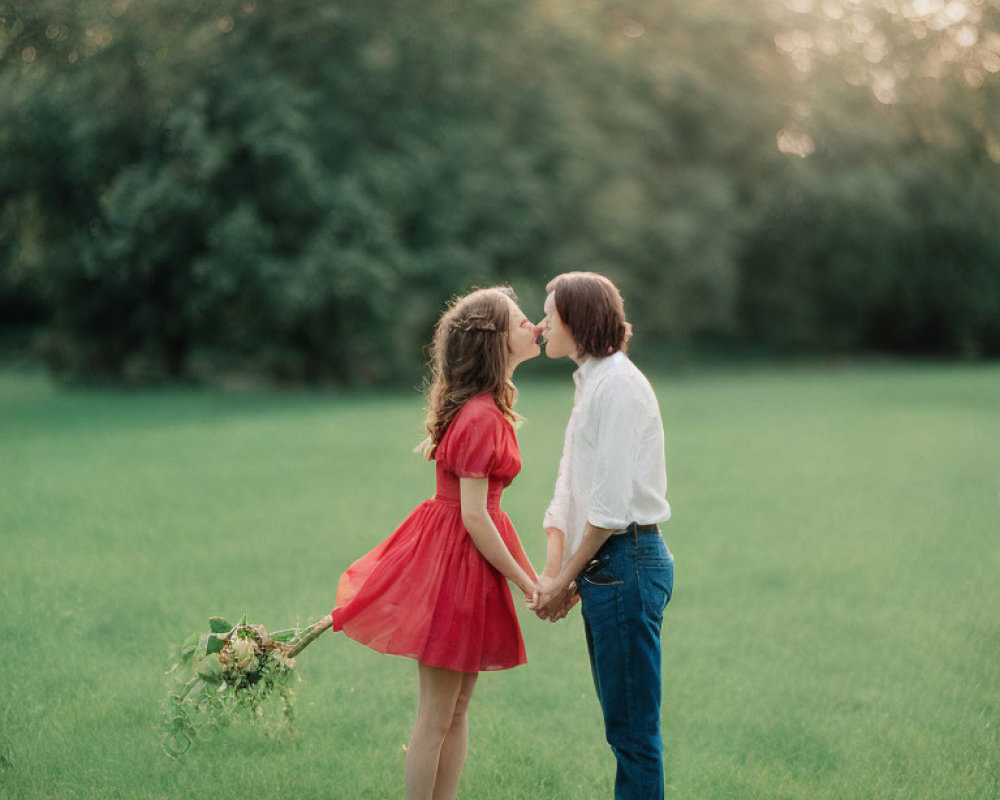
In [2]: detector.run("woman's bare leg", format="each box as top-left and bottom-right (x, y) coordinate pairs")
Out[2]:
(404, 664), (467, 800)
(432, 671), (479, 800)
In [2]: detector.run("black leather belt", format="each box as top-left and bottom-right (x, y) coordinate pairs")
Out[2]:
(617, 522), (659, 535)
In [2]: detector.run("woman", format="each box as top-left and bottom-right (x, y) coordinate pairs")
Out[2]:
(331, 286), (541, 800)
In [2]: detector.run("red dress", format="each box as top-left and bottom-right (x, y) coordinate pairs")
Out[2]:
(331, 393), (536, 672)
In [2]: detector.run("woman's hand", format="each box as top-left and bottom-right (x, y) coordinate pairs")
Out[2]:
(518, 577), (538, 602)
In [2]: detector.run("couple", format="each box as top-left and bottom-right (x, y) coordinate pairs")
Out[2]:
(330, 271), (674, 800)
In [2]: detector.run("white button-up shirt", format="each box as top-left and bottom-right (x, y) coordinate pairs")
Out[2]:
(543, 351), (671, 563)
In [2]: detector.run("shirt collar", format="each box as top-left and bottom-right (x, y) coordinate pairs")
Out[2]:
(572, 350), (625, 387)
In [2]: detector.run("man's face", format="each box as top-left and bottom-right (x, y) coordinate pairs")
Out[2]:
(539, 291), (577, 360)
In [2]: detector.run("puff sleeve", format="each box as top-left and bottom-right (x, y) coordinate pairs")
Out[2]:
(437, 398), (504, 479)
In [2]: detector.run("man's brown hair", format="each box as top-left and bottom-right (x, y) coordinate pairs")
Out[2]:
(546, 271), (629, 358)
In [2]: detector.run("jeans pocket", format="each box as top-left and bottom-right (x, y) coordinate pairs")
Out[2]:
(579, 574), (621, 625)
(580, 556), (623, 587)
(582, 570), (623, 587)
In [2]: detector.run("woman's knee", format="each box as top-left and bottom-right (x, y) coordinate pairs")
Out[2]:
(414, 666), (477, 738)
(451, 674), (478, 723)
(415, 700), (461, 740)
(417, 709), (458, 740)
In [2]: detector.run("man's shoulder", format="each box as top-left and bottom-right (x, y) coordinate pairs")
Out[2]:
(592, 355), (653, 397)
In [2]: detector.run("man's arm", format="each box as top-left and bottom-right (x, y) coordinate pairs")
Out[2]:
(542, 419), (574, 537)
(531, 521), (614, 618)
(541, 526), (565, 580)
(535, 526), (576, 621)
(533, 382), (647, 617)
(538, 405), (575, 616)
(587, 381), (645, 531)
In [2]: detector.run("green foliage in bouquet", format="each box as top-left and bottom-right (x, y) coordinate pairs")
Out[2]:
(162, 613), (332, 758)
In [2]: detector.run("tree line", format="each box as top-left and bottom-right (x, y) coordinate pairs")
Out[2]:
(1, 0), (998, 384)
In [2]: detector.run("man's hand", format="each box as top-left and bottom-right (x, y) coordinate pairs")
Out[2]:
(530, 577), (579, 621)
(547, 582), (579, 622)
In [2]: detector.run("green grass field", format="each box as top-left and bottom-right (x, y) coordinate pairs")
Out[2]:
(1, 363), (997, 799)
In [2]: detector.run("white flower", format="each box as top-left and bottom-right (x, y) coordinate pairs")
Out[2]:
(229, 637), (257, 669)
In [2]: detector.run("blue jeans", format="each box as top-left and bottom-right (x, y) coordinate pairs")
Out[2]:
(578, 530), (674, 800)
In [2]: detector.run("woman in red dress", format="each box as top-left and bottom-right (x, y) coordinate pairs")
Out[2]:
(331, 286), (541, 800)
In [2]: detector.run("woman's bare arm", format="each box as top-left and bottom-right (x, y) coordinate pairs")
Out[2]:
(460, 477), (537, 597)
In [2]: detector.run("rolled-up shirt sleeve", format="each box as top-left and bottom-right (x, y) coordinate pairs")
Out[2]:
(543, 419), (574, 532)
(586, 381), (645, 531)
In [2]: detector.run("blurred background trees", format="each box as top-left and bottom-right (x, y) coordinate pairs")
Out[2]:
(1, 0), (998, 384)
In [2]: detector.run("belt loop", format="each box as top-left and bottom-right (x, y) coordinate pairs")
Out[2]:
(627, 521), (638, 543)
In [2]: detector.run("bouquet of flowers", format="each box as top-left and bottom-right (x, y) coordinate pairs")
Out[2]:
(161, 612), (332, 758)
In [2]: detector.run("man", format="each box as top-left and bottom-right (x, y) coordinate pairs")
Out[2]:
(531, 271), (674, 800)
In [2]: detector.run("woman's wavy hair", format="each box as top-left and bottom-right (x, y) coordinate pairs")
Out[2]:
(422, 286), (521, 456)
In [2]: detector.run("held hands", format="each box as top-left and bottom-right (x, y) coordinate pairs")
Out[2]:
(526, 574), (579, 622)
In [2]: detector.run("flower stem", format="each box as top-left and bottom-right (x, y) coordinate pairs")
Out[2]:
(287, 614), (333, 658)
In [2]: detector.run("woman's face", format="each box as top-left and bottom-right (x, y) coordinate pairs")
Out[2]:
(505, 297), (541, 370)
(539, 291), (577, 360)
